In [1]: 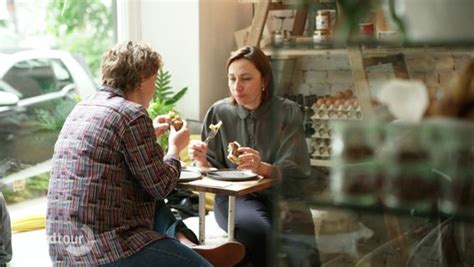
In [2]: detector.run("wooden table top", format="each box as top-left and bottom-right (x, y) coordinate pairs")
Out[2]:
(177, 176), (272, 196)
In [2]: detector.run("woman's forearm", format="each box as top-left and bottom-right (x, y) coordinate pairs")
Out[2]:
(257, 162), (273, 178)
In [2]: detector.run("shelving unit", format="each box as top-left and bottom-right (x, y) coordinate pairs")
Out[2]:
(241, 0), (384, 167)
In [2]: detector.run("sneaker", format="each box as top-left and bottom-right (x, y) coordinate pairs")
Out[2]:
(192, 241), (245, 267)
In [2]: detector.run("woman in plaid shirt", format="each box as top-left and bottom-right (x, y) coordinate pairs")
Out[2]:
(46, 41), (212, 266)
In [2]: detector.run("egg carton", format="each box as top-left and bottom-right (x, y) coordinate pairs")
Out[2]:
(312, 127), (332, 139)
(311, 145), (332, 158)
(312, 137), (331, 147)
(312, 97), (360, 109)
(312, 119), (329, 130)
(312, 124), (330, 136)
(311, 106), (362, 120)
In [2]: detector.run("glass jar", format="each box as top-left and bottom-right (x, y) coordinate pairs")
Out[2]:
(330, 120), (384, 205)
(316, 9), (336, 31)
(422, 119), (474, 215)
(383, 122), (436, 211)
(331, 120), (383, 162)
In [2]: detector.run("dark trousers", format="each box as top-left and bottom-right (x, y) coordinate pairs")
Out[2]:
(214, 194), (273, 267)
(214, 194), (321, 267)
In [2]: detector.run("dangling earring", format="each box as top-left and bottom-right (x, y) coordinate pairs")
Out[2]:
(261, 86), (265, 92)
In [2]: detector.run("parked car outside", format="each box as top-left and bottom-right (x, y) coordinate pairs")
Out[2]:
(0, 49), (98, 191)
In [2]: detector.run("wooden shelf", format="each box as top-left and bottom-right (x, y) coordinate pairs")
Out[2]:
(262, 45), (471, 59)
(262, 46), (346, 58)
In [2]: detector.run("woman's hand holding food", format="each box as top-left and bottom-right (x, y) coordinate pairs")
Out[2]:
(237, 147), (262, 174)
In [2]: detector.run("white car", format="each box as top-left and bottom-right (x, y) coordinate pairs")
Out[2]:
(0, 49), (98, 189)
(0, 49), (97, 99)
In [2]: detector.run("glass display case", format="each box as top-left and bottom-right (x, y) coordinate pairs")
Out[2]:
(241, 0), (474, 265)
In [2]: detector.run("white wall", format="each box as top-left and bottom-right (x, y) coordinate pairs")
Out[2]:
(198, 0), (253, 120)
(117, 0), (253, 121)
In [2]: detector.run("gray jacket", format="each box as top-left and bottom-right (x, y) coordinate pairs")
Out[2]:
(0, 193), (12, 264)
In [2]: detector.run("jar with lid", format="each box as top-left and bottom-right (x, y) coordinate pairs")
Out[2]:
(316, 9), (336, 32)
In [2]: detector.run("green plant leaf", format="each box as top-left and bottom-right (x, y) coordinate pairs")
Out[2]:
(165, 87), (188, 106)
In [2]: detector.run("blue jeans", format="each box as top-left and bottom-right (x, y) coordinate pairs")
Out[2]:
(100, 200), (210, 267)
(100, 239), (210, 267)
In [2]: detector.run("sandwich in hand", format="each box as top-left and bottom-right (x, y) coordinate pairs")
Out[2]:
(227, 141), (242, 165)
(167, 111), (183, 131)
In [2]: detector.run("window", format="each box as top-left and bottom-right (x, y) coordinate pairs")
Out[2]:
(3, 58), (74, 99)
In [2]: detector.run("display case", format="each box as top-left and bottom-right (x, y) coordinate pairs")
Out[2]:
(240, 0), (474, 266)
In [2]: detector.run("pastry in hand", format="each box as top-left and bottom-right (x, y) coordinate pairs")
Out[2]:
(227, 141), (242, 165)
(167, 111), (183, 130)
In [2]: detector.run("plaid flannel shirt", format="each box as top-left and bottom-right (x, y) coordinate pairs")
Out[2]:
(46, 87), (181, 266)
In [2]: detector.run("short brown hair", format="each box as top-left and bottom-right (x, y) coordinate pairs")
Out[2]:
(101, 41), (162, 93)
(226, 46), (273, 103)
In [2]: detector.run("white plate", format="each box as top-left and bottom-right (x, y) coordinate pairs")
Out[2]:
(179, 170), (202, 182)
(183, 166), (218, 174)
(207, 170), (258, 181)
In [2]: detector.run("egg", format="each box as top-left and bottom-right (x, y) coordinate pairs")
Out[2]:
(334, 99), (342, 108)
(344, 99), (352, 109)
(316, 98), (324, 108)
(335, 91), (345, 99)
(326, 98), (335, 107)
(344, 89), (354, 98)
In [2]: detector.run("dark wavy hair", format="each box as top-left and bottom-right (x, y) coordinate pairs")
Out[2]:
(226, 46), (274, 104)
(101, 41), (162, 93)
